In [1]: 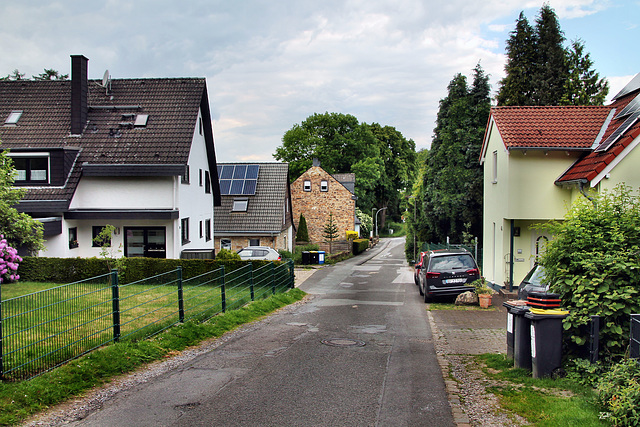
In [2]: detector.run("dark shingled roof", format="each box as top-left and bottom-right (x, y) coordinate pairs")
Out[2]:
(0, 77), (218, 206)
(214, 162), (293, 234)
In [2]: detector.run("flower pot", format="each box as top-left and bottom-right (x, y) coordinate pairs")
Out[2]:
(479, 293), (492, 309)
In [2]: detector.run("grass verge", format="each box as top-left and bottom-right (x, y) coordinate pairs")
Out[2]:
(478, 353), (608, 426)
(0, 288), (306, 426)
(427, 301), (499, 311)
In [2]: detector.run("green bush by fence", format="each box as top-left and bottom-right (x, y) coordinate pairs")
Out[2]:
(352, 239), (369, 255)
(18, 257), (275, 284)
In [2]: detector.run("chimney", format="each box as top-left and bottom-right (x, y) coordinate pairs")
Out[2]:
(312, 158), (320, 167)
(70, 55), (88, 135)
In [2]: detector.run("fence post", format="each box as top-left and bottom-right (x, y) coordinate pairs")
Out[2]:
(289, 259), (295, 289)
(221, 265), (226, 313)
(589, 315), (600, 363)
(631, 314), (640, 359)
(177, 267), (184, 323)
(250, 262), (255, 301)
(111, 269), (121, 343)
(271, 262), (276, 295)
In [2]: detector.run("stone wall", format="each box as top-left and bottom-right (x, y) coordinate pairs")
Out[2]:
(291, 166), (355, 249)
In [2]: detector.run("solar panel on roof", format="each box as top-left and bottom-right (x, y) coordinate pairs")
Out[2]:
(218, 164), (260, 195)
(595, 110), (640, 152)
(613, 73), (640, 100)
(614, 93), (640, 120)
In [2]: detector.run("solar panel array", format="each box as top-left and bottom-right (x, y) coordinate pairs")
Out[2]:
(595, 110), (640, 152)
(614, 93), (640, 120)
(217, 164), (260, 195)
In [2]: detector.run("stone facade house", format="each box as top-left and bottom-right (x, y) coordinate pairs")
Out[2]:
(0, 55), (221, 259)
(291, 161), (357, 251)
(213, 162), (295, 253)
(480, 72), (640, 289)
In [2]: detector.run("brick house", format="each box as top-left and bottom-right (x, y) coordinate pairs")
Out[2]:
(0, 55), (221, 259)
(213, 162), (295, 253)
(291, 160), (357, 251)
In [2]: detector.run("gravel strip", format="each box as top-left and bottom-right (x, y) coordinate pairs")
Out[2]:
(428, 311), (529, 427)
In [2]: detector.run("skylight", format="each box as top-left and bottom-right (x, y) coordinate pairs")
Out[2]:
(5, 110), (22, 125)
(134, 114), (149, 127)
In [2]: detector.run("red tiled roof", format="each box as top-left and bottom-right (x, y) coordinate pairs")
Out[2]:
(490, 105), (612, 149)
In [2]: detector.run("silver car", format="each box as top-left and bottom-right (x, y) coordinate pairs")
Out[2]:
(237, 246), (281, 261)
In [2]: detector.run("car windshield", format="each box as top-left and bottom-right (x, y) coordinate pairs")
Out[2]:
(430, 254), (475, 272)
(522, 265), (546, 286)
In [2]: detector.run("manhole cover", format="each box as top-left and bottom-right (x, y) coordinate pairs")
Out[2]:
(321, 338), (366, 347)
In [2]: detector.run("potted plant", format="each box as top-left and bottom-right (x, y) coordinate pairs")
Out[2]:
(473, 277), (493, 308)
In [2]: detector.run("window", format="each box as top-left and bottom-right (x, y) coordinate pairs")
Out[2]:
(320, 180), (328, 192)
(492, 151), (498, 183)
(134, 114), (149, 127)
(181, 218), (190, 244)
(125, 227), (166, 258)
(199, 117), (203, 135)
(92, 226), (112, 247)
(221, 239), (231, 250)
(199, 220), (203, 239)
(249, 238), (260, 246)
(303, 180), (311, 192)
(205, 171), (211, 194)
(69, 227), (78, 249)
(199, 169), (203, 187)
(205, 219), (211, 241)
(182, 165), (190, 184)
(232, 199), (248, 212)
(11, 154), (49, 183)
(5, 110), (22, 125)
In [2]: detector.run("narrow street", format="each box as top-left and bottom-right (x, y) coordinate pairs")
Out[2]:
(68, 237), (453, 426)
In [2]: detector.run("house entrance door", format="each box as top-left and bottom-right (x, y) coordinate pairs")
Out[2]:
(125, 227), (166, 258)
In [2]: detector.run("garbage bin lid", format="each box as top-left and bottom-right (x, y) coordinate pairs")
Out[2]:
(529, 307), (569, 316)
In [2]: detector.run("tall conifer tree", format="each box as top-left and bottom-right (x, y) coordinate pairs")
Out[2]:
(532, 3), (568, 105)
(497, 12), (537, 106)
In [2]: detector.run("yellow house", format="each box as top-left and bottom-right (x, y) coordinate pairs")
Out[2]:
(480, 73), (640, 290)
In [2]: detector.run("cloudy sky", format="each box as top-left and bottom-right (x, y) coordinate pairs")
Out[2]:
(1, 1), (638, 161)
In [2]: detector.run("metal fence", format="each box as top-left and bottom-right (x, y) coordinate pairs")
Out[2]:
(0, 260), (294, 380)
(631, 314), (640, 359)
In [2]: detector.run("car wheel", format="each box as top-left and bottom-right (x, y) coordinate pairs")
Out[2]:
(424, 288), (432, 303)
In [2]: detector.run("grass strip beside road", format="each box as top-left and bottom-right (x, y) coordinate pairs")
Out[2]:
(0, 288), (306, 426)
(478, 354), (608, 426)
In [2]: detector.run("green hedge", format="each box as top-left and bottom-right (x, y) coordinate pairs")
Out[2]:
(352, 239), (369, 255)
(18, 257), (276, 284)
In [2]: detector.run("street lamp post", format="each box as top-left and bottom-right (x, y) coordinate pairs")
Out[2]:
(375, 207), (387, 237)
(371, 208), (375, 239)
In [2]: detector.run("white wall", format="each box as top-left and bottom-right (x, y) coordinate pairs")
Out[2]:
(70, 176), (174, 209)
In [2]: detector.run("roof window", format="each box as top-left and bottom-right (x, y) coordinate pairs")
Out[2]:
(232, 199), (249, 212)
(5, 110), (22, 125)
(134, 114), (149, 127)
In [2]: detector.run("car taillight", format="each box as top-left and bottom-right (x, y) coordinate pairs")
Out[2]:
(466, 268), (480, 275)
(426, 272), (440, 279)
(278, 256), (282, 260)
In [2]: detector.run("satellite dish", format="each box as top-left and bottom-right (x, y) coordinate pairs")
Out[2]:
(102, 70), (110, 87)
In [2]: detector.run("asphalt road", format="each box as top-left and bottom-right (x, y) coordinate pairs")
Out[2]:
(71, 237), (453, 426)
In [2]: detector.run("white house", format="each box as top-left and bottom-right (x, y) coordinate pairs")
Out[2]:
(0, 55), (221, 259)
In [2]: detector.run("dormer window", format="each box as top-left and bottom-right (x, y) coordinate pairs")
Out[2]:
(10, 153), (49, 184)
(5, 110), (22, 125)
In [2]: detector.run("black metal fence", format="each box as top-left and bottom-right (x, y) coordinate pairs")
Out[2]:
(0, 260), (294, 380)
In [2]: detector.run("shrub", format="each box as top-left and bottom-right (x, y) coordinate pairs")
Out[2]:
(538, 185), (640, 359)
(597, 358), (640, 426)
(352, 238), (369, 255)
(0, 234), (22, 283)
(296, 214), (309, 242)
(216, 248), (241, 261)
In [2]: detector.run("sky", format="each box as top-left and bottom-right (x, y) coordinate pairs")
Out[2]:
(1, 1), (638, 162)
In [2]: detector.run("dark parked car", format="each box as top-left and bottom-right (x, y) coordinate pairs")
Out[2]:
(418, 249), (480, 302)
(413, 251), (427, 286)
(517, 264), (548, 300)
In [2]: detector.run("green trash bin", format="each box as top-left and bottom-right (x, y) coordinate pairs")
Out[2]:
(525, 310), (568, 378)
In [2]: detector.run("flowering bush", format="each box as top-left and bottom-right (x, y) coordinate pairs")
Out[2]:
(0, 234), (22, 283)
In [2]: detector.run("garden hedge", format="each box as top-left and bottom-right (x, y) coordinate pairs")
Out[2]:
(18, 256), (276, 284)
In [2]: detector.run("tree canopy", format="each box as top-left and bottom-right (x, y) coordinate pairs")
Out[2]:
(497, 4), (608, 106)
(274, 112), (416, 222)
(420, 64), (490, 244)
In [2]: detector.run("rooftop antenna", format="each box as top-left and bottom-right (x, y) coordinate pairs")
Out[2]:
(101, 69), (111, 95)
